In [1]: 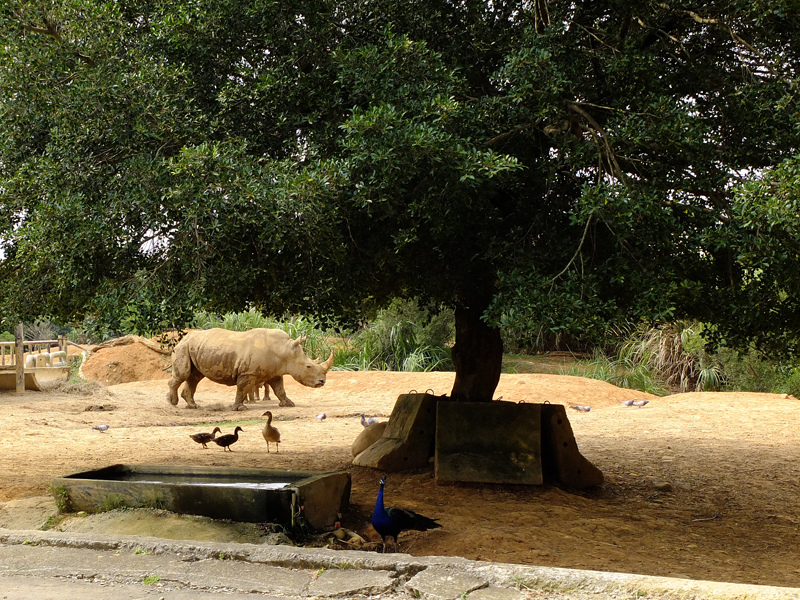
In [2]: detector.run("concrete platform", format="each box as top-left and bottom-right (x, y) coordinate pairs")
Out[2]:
(0, 529), (796, 600)
(0, 367), (70, 391)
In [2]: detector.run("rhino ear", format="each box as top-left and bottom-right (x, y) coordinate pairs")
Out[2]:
(291, 336), (307, 349)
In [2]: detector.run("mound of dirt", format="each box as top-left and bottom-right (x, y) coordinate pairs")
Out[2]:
(81, 342), (171, 385)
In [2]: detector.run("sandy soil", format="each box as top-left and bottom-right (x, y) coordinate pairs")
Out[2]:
(1, 341), (799, 589)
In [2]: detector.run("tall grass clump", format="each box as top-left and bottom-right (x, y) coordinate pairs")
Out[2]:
(569, 320), (800, 396)
(567, 350), (671, 396)
(566, 321), (722, 394)
(619, 322), (724, 392)
(341, 299), (455, 371)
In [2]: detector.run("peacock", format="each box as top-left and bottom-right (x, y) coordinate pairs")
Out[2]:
(371, 476), (441, 552)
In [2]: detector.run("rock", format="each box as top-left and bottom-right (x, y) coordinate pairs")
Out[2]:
(351, 421), (388, 457)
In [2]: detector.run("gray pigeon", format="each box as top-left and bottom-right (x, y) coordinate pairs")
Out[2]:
(620, 399), (635, 406)
(92, 424), (110, 432)
(360, 414), (379, 427)
(316, 413), (327, 421)
(633, 400), (650, 407)
(569, 405), (591, 412)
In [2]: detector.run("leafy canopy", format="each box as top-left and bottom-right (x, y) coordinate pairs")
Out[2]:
(1, 0), (799, 353)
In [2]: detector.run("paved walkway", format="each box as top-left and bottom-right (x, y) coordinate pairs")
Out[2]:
(0, 529), (797, 600)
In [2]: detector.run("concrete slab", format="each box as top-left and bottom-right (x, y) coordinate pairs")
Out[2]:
(353, 393), (439, 470)
(467, 586), (526, 600)
(435, 401), (542, 484)
(308, 567), (396, 596)
(0, 576), (262, 600)
(0, 371), (41, 391)
(540, 404), (603, 488)
(406, 565), (489, 600)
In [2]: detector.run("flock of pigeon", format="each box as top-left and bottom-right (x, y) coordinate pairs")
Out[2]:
(569, 399), (650, 412)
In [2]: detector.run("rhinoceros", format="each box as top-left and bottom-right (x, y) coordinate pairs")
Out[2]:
(166, 328), (334, 411)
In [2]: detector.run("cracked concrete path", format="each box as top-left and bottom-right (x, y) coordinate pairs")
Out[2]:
(0, 529), (797, 600)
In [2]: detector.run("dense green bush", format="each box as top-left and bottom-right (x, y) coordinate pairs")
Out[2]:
(569, 321), (800, 396)
(339, 298), (454, 372)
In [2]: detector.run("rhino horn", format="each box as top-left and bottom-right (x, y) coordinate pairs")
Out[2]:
(320, 349), (335, 372)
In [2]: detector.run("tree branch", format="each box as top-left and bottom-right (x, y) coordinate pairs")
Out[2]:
(567, 102), (625, 182)
(550, 214), (593, 285)
(655, 3), (790, 84)
(16, 10), (96, 67)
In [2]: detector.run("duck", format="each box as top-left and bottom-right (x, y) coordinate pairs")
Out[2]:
(261, 411), (281, 453)
(371, 476), (441, 552)
(189, 426), (222, 449)
(213, 426), (243, 451)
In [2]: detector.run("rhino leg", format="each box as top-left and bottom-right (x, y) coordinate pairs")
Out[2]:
(167, 344), (193, 406)
(180, 370), (203, 408)
(268, 376), (295, 407)
(167, 377), (182, 406)
(233, 376), (258, 411)
(246, 383), (264, 404)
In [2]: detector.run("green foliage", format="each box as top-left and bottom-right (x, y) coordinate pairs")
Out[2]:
(566, 350), (671, 397)
(343, 298), (454, 371)
(1, 0), (799, 362)
(47, 484), (72, 514)
(42, 514), (66, 531)
(571, 321), (800, 396)
(142, 574), (161, 585)
(191, 300), (453, 371)
(100, 494), (128, 512)
(139, 493), (167, 511)
(0, 331), (13, 342)
(711, 347), (797, 394)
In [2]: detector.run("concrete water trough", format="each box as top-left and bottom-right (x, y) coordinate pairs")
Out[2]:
(52, 464), (351, 531)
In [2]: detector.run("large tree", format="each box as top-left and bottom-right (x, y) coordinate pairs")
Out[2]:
(1, 1), (799, 400)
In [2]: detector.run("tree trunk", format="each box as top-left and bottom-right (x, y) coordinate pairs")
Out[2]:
(450, 305), (503, 402)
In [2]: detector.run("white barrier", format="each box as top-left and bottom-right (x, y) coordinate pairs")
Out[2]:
(50, 351), (67, 366)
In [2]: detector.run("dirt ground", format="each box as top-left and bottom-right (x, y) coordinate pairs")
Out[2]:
(1, 340), (799, 589)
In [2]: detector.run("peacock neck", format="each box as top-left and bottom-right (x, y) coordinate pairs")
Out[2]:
(375, 483), (386, 514)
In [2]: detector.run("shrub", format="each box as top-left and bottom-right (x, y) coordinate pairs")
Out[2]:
(345, 298), (454, 371)
(565, 350), (671, 396)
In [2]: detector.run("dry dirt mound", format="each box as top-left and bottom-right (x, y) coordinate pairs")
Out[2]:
(81, 341), (172, 385)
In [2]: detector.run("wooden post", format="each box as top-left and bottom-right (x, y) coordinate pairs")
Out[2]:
(14, 323), (24, 393)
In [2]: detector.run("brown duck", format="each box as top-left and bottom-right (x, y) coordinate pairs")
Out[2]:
(213, 426), (243, 451)
(261, 411), (281, 453)
(189, 426), (222, 449)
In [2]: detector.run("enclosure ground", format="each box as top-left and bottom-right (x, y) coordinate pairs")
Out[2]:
(1, 341), (798, 589)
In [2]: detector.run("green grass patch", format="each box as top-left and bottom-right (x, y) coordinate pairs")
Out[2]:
(47, 484), (72, 513)
(195, 418), (266, 429)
